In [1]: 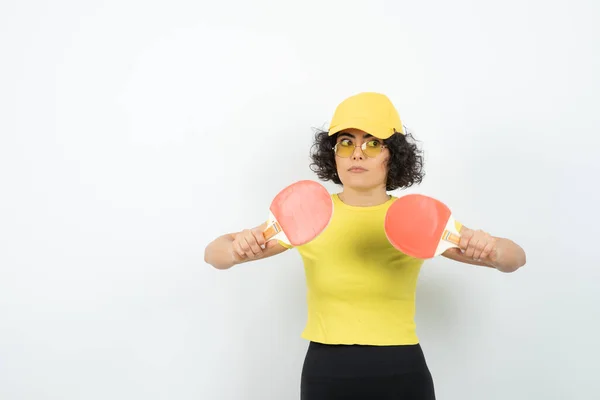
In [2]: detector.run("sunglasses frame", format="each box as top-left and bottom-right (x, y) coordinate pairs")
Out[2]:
(332, 139), (387, 158)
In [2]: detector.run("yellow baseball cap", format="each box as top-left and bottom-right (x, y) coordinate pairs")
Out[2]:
(328, 92), (405, 139)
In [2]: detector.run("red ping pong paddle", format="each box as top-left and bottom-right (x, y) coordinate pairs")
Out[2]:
(384, 193), (462, 259)
(262, 180), (333, 247)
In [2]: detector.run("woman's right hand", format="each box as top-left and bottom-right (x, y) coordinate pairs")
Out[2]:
(230, 222), (278, 263)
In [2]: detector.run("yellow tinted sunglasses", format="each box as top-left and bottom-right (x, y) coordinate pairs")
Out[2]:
(332, 138), (386, 158)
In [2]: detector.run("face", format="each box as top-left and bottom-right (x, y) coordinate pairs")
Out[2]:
(333, 128), (389, 191)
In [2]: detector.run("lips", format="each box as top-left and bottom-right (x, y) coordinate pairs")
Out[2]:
(348, 166), (367, 172)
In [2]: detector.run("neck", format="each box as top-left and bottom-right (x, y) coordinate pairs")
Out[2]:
(338, 186), (390, 207)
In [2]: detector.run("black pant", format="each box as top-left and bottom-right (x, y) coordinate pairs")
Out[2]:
(300, 341), (436, 399)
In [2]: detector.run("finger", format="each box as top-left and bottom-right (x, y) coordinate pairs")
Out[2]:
(265, 239), (279, 249)
(232, 240), (247, 260)
(243, 234), (262, 257)
(243, 234), (262, 258)
(251, 228), (267, 247)
(473, 239), (486, 260)
(254, 222), (269, 246)
(238, 233), (254, 258)
(479, 240), (495, 261)
(465, 239), (477, 259)
(459, 229), (473, 252)
(238, 235), (250, 252)
(243, 246), (255, 259)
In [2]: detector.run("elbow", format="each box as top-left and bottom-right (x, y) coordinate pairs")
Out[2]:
(203, 247), (218, 269)
(494, 241), (527, 273)
(204, 248), (234, 270)
(203, 252), (215, 269)
(513, 249), (527, 271)
(211, 262), (234, 270)
(519, 253), (527, 269)
(498, 253), (527, 273)
(498, 264), (521, 273)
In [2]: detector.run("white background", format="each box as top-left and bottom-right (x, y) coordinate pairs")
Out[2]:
(1, 0), (599, 399)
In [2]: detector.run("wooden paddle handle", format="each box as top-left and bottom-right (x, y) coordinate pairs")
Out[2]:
(263, 221), (282, 241)
(443, 230), (461, 245)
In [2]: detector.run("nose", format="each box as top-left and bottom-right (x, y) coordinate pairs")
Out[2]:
(351, 144), (364, 160)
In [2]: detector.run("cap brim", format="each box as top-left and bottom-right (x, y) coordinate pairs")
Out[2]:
(328, 119), (404, 139)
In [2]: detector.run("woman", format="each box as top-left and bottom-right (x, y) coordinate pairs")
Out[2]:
(204, 92), (526, 399)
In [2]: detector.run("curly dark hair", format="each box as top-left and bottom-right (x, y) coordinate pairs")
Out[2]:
(309, 128), (425, 191)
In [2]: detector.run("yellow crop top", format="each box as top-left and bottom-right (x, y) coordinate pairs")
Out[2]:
(278, 193), (460, 346)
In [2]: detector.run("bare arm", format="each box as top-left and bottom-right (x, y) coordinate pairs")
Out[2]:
(442, 225), (526, 273)
(204, 222), (289, 270)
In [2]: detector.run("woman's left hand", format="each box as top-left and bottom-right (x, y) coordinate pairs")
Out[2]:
(457, 227), (499, 264)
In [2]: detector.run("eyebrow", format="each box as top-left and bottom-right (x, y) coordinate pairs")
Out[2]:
(338, 132), (374, 139)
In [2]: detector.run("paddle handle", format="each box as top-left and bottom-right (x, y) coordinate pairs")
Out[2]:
(442, 230), (461, 246)
(263, 220), (282, 241)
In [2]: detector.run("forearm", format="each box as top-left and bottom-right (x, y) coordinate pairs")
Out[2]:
(204, 234), (237, 270)
(490, 237), (527, 273)
(447, 225), (527, 273)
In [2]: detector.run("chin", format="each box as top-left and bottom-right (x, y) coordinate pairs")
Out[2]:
(340, 174), (381, 190)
